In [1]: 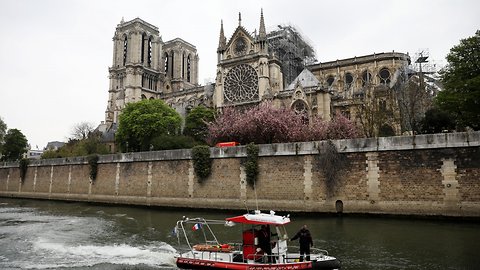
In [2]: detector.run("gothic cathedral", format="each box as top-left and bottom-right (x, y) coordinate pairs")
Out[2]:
(105, 18), (199, 125)
(214, 11), (283, 108)
(103, 11), (413, 146)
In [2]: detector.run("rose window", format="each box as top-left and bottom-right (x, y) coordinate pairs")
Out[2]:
(292, 100), (309, 124)
(293, 100), (308, 115)
(224, 64), (258, 103)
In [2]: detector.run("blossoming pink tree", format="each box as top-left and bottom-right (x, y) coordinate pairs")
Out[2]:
(207, 102), (360, 145)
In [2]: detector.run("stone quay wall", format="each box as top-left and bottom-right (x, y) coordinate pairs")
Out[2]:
(0, 131), (479, 217)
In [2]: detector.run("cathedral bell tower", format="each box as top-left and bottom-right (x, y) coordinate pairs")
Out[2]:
(214, 10), (283, 109)
(105, 18), (164, 125)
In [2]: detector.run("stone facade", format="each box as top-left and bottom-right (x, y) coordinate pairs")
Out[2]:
(105, 18), (200, 125)
(214, 12), (284, 108)
(1, 132), (479, 217)
(310, 52), (410, 134)
(103, 13), (411, 137)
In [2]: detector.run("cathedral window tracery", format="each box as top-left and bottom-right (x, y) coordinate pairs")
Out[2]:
(234, 37), (248, 56)
(379, 68), (391, 85)
(345, 73), (354, 90)
(292, 100), (307, 114)
(224, 64), (259, 103)
(326, 75), (335, 88)
(362, 70), (372, 87)
(292, 100), (309, 123)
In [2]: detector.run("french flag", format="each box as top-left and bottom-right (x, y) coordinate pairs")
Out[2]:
(192, 223), (202, 231)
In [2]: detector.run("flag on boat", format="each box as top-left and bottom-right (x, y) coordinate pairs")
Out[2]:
(192, 223), (202, 231)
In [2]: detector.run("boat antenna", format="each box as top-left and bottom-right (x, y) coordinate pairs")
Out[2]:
(243, 200), (249, 213)
(253, 178), (259, 211)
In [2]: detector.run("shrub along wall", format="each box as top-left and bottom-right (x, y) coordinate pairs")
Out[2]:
(0, 131), (479, 217)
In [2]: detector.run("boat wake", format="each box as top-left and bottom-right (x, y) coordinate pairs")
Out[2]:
(0, 202), (177, 269)
(27, 239), (177, 269)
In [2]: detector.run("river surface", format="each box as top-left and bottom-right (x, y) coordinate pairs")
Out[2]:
(0, 198), (479, 270)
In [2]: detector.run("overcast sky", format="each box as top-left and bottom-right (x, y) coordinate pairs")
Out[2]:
(0, 0), (478, 150)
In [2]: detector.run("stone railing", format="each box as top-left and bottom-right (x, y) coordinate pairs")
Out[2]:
(1, 131), (478, 168)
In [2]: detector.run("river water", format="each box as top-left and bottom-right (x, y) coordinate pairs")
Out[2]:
(0, 198), (478, 270)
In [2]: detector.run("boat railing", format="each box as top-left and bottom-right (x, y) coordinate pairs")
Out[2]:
(175, 217), (225, 256)
(245, 252), (277, 264)
(227, 242), (243, 251)
(311, 247), (329, 256)
(287, 245), (329, 256)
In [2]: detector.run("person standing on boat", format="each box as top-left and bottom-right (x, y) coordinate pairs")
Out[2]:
(257, 225), (273, 262)
(290, 224), (313, 261)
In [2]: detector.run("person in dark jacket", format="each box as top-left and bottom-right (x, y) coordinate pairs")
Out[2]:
(257, 225), (273, 262)
(290, 224), (313, 261)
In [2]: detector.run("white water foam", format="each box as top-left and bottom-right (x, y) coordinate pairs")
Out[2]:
(29, 238), (177, 269)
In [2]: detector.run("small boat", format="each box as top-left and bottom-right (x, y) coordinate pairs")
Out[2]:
(174, 210), (341, 270)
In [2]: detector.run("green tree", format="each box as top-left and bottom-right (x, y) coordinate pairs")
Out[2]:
(0, 116), (7, 155)
(41, 130), (108, 159)
(150, 134), (195, 150)
(420, 108), (456, 134)
(183, 106), (215, 143)
(436, 30), (480, 130)
(116, 99), (182, 152)
(1, 129), (28, 161)
(81, 131), (109, 155)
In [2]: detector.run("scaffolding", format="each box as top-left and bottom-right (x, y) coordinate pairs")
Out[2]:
(410, 49), (442, 75)
(267, 25), (317, 86)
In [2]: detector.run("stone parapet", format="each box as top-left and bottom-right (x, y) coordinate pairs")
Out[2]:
(1, 131), (478, 168)
(0, 131), (479, 217)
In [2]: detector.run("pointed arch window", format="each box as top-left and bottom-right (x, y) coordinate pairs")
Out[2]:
(164, 52), (169, 74)
(141, 33), (146, 64)
(379, 68), (391, 85)
(123, 35), (128, 66)
(182, 53), (185, 79)
(292, 100), (309, 124)
(148, 36), (152, 66)
(362, 70), (372, 87)
(187, 55), (191, 82)
(326, 75), (335, 88)
(345, 73), (354, 90)
(170, 51), (174, 78)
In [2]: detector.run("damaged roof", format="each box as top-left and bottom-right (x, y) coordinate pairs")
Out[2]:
(285, 68), (320, 91)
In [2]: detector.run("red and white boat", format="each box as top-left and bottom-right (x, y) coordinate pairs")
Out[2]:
(174, 210), (341, 270)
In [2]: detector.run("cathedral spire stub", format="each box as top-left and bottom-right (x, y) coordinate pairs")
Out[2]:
(259, 9), (266, 40)
(238, 12), (242, 26)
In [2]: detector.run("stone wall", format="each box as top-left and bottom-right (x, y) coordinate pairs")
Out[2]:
(1, 131), (479, 217)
